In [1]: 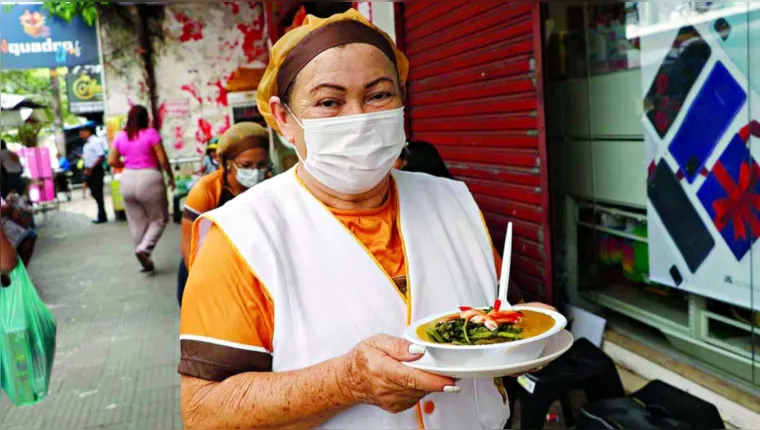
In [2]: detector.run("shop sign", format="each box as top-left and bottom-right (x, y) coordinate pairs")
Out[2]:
(0, 4), (99, 69)
(67, 65), (104, 114)
(163, 100), (191, 119)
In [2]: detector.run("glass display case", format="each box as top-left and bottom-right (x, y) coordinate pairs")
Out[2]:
(546, 1), (759, 390)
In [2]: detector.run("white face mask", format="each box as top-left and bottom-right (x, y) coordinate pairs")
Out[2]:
(235, 165), (266, 189)
(287, 106), (407, 195)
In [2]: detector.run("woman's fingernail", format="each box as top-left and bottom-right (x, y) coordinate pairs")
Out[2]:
(408, 344), (426, 355)
(443, 386), (461, 394)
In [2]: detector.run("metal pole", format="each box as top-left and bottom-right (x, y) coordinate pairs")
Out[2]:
(96, 17), (109, 122)
(48, 68), (66, 156)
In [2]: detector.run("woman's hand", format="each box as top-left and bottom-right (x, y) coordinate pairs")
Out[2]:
(168, 177), (177, 192)
(342, 334), (458, 413)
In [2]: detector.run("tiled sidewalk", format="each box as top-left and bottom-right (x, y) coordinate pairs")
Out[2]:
(1, 195), (183, 429)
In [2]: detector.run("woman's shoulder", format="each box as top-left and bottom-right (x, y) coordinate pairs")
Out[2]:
(142, 128), (162, 142)
(112, 131), (127, 147)
(113, 130), (128, 141)
(186, 170), (225, 212)
(191, 170), (224, 197)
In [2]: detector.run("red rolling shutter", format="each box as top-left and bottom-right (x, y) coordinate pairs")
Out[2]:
(400, 1), (553, 303)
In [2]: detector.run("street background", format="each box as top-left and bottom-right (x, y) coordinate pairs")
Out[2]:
(0, 194), (181, 430)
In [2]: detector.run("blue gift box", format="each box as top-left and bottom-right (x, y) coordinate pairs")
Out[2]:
(697, 135), (760, 261)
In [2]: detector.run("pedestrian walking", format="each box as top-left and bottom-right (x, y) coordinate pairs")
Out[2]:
(109, 105), (175, 272)
(81, 125), (108, 224)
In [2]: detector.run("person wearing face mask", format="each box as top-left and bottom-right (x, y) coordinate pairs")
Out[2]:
(179, 10), (554, 430)
(177, 122), (271, 307)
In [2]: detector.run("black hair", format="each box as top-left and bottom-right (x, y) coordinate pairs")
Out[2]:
(0, 139), (6, 150)
(403, 141), (454, 180)
(126, 105), (150, 140)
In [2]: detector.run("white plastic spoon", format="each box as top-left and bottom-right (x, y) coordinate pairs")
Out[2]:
(497, 222), (513, 310)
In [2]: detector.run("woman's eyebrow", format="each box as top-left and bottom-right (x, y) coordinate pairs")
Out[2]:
(310, 83), (346, 94)
(308, 77), (394, 94)
(365, 76), (395, 89)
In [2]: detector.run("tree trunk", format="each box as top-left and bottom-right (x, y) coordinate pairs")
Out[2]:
(135, 4), (161, 131)
(49, 68), (66, 154)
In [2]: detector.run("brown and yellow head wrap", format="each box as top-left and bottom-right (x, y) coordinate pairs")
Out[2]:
(217, 122), (269, 161)
(256, 9), (409, 135)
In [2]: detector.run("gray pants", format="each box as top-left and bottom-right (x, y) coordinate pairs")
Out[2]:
(120, 169), (168, 254)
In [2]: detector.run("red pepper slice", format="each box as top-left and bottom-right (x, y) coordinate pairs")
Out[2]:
(490, 311), (522, 319)
(491, 311), (523, 324)
(459, 306), (473, 312)
(493, 299), (502, 313)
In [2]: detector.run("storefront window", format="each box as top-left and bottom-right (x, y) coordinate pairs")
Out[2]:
(546, 3), (640, 81)
(587, 3), (640, 75)
(547, 1), (758, 388)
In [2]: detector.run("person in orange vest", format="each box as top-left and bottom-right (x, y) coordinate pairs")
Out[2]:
(178, 10), (553, 429)
(177, 122), (272, 307)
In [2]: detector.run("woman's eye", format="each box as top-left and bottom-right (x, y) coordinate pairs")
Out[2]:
(371, 92), (391, 101)
(317, 99), (340, 108)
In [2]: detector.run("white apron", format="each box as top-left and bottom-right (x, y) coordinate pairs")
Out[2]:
(196, 169), (509, 429)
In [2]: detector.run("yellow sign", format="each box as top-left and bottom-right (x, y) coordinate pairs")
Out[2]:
(66, 65), (103, 114)
(72, 74), (101, 101)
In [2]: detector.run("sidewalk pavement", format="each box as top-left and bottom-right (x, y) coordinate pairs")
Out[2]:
(0, 193), (183, 429)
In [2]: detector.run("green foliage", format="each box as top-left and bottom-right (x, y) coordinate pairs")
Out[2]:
(1, 68), (78, 124)
(14, 122), (46, 147)
(0, 69), (51, 97)
(2, 2), (108, 25)
(0, 68), (81, 146)
(41, 1), (108, 26)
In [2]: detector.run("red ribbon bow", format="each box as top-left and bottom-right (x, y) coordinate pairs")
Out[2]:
(712, 162), (760, 241)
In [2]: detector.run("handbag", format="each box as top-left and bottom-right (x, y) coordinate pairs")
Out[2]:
(0, 260), (57, 406)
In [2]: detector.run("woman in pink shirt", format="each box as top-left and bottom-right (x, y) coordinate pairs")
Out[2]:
(109, 105), (175, 272)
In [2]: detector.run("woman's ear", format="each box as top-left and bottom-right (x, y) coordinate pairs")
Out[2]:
(270, 96), (297, 145)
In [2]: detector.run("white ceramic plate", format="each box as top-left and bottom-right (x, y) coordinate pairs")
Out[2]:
(402, 330), (574, 379)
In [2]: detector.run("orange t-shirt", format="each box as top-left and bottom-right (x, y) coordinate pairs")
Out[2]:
(178, 180), (504, 381)
(183, 169), (226, 223)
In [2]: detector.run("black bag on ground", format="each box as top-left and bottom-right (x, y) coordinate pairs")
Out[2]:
(577, 397), (691, 429)
(577, 380), (724, 430)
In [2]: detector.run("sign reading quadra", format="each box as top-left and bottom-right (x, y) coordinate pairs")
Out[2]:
(0, 4), (99, 70)
(67, 65), (104, 114)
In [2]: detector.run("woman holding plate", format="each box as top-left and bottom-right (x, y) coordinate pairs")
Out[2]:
(179, 10), (553, 429)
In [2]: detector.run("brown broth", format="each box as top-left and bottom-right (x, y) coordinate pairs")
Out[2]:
(416, 309), (555, 343)
(517, 310), (555, 339)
